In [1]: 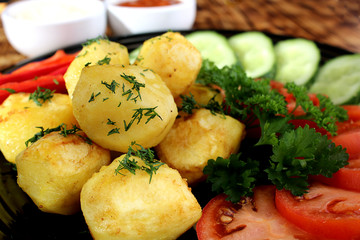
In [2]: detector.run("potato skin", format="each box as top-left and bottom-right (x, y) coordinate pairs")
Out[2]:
(72, 64), (178, 153)
(81, 155), (202, 240)
(0, 93), (77, 163)
(155, 108), (246, 185)
(64, 39), (129, 98)
(135, 32), (202, 98)
(16, 131), (111, 215)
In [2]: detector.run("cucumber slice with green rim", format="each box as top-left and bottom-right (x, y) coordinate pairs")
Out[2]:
(185, 31), (237, 68)
(228, 31), (275, 78)
(274, 38), (320, 85)
(309, 54), (360, 105)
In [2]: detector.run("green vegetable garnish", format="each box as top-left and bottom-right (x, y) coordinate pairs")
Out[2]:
(199, 60), (349, 202)
(115, 141), (164, 183)
(25, 124), (91, 147)
(29, 87), (55, 106)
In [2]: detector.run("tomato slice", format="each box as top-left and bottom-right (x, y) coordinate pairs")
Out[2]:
(331, 129), (360, 160)
(314, 166), (360, 193)
(275, 182), (360, 240)
(196, 186), (314, 240)
(342, 105), (360, 122)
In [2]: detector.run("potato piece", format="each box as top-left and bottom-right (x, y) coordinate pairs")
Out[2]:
(135, 32), (202, 98)
(72, 64), (178, 153)
(81, 155), (202, 240)
(155, 108), (246, 185)
(64, 38), (129, 98)
(16, 131), (111, 215)
(0, 93), (77, 163)
(175, 83), (224, 108)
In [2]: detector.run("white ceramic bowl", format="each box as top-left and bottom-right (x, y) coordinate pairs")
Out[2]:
(105, 0), (196, 37)
(1, 0), (107, 58)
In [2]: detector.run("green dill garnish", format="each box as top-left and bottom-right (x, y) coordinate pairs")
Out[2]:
(103, 97), (109, 102)
(107, 118), (116, 125)
(120, 73), (145, 102)
(88, 92), (101, 102)
(0, 88), (16, 93)
(85, 62), (91, 67)
(179, 93), (224, 116)
(82, 35), (109, 47)
(53, 79), (59, 85)
(124, 107), (162, 131)
(97, 56), (111, 65)
(25, 124), (92, 147)
(115, 141), (164, 183)
(76, 50), (88, 58)
(29, 87), (55, 106)
(101, 80), (120, 94)
(108, 128), (120, 136)
(179, 93), (199, 114)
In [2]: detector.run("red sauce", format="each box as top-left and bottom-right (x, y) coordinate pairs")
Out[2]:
(118, 0), (181, 7)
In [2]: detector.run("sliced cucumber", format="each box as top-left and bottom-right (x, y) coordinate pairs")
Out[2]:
(129, 45), (141, 64)
(274, 38), (320, 85)
(228, 31), (275, 78)
(309, 54), (360, 105)
(186, 31), (237, 68)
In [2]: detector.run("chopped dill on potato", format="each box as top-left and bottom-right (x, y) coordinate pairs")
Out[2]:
(29, 87), (55, 106)
(25, 124), (92, 147)
(115, 141), (164, 183)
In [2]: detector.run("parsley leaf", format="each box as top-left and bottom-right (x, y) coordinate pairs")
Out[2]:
(198, 60), (349, 202)
(266, 125), (348, 196)
(204, 153), (259, 203)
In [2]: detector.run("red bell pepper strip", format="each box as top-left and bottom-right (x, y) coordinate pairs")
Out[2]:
(0, 61), (71, 85)
(0, 50), (77, 85)
(11, 50), (78, 74)
(0, 74), (66, 103)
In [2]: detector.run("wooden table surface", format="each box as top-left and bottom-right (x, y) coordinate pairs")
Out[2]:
(1, 0), (360, 71)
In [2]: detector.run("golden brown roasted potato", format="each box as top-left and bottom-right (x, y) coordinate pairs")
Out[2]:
(16, 131), (111, 215)
(72, 64), (178, 153)
(175, 83), (224, 109)
(81, 154), (202, 240)
(64, 38), (129, 98)
(135, 31), (202, 98)
(0, 93), (77, 163)
(155, 108), (246, 185)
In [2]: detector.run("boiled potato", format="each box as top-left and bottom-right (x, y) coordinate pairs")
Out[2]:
(64, 38), (129, 98)
(155, 108), (246, 185)
(81, 155), (202, 240)
(135, 32), (202, 98)
(16, 131), (111, 215)
(0, 93), (77, 163)
(175, 83), (224, 109)
(72, 64), (178, 153)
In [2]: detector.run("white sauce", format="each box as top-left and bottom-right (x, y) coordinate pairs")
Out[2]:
(11, 1), (90, 23)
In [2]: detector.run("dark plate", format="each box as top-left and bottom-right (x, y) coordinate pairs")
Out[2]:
(0, 30), (354, 240)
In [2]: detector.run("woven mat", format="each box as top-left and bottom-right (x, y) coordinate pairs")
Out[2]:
(0, 3), (26, 71)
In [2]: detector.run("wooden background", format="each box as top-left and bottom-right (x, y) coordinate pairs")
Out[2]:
(1, 0), (360, 71)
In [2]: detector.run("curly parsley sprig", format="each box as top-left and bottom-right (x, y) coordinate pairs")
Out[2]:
(198, 60), (349, 202)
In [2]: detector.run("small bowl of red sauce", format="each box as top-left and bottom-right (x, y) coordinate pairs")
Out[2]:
(105, 0), (196, 36)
